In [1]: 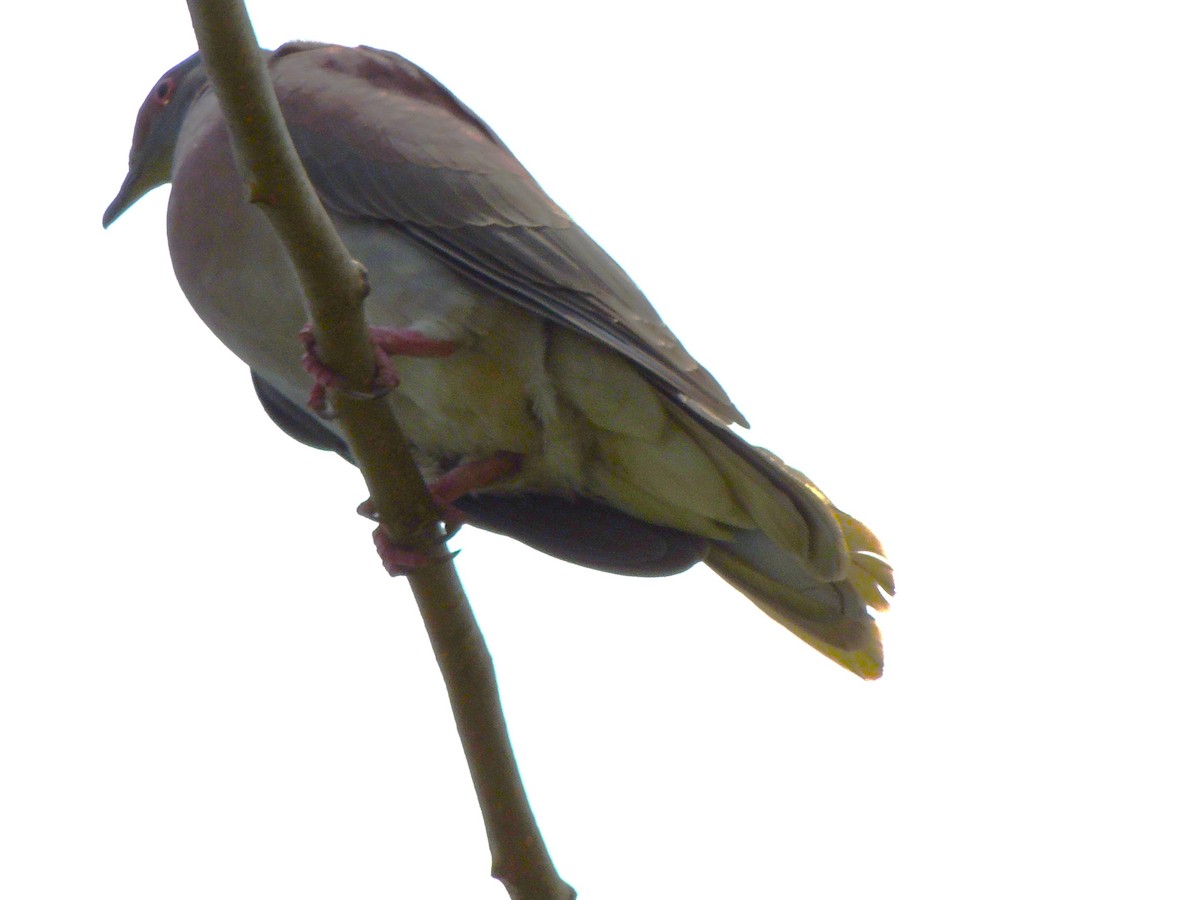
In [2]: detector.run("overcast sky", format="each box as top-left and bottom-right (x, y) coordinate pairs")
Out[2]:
(3, 2), (1197, 897)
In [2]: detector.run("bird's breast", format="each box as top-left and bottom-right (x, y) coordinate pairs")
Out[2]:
(166, 108), (581, 494)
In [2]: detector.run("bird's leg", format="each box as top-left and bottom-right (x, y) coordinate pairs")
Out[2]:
(299, 323), (457, 415)
(359, 452), (523, 575)
(428, 452), (523, 509)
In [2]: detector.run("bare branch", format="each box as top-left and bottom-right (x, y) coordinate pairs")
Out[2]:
(183, 2), (575, 896)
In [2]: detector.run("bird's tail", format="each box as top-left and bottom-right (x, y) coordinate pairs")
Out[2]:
(666, 406), (894, 679)
(706, 503), (893, 679)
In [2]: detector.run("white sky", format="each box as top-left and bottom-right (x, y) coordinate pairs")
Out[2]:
(3, 1), (1197, 897)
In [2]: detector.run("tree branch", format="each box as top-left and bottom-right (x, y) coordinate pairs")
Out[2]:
(183, 3), (575, 897)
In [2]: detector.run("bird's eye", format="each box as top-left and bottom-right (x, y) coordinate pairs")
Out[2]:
(154, 77), (176, 106)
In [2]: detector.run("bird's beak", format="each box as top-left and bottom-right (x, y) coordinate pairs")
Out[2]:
(102, 166), (157, 229)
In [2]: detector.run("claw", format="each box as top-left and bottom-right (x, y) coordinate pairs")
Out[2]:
(372, 526), (459, 575)
(299, 324), (457, 414)
(365, 452), (523, 577)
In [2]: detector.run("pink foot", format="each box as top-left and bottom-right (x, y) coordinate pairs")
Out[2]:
(299, 324), (457, 414)
(372, 526), (458, 576)
(428, 452), (522, 506)
(363, 452), (523, 575)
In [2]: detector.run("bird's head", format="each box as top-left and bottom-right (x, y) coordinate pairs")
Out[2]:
(103, 52), (209, 228)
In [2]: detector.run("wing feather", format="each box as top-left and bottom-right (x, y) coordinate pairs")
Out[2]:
(270, 42), (748, 427)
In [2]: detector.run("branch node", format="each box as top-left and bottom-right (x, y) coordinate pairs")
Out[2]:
(353, 258), (371, 300)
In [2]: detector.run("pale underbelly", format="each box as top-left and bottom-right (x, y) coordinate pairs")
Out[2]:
(169, 178), (736, 534)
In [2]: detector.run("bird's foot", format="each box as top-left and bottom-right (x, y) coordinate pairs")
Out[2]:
(371, 527), (459, 575)
(428, 452), (523, 508)
(359, 452), (523, 575)
(299, 324), (457, 415)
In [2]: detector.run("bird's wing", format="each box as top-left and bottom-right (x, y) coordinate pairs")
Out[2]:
(267, 42), (851, 583)
(269, 41), (748, 428)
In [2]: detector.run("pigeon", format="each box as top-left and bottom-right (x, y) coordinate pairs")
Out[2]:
(104, 42), (892, 677)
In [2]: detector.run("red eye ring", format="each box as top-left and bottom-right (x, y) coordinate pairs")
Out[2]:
(154, 77), (176, 106)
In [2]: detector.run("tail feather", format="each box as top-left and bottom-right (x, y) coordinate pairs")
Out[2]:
(654, 403), (893, 678)
(706, 489), (894, 680)
(833, 507), (894, 611)
(707, 540), (890, 679)
(550, 335), (893, 676)
(665, 403), (850, 581)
